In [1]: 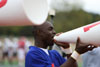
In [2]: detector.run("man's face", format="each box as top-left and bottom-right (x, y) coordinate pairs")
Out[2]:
(38, 22), (56, 46)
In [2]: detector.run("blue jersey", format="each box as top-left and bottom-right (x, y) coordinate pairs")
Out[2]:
(25, 46), (66, 67)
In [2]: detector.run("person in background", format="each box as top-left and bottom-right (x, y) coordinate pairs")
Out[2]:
(0, 40), (3, 64)
(82, 47), (100, 67)
(7, 39), (14, 65)
(12, 38), (18, 63)
(52, 44), (63, 56)
(25, 39), (32, 55)
(3, 38), (10, 64)
(18, 37), (26, 67)
(25, 21), (96, 67)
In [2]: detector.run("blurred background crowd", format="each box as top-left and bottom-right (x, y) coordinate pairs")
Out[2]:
(0, 36), (34, 67)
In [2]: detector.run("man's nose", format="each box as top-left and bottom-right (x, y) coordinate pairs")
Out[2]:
(53, 30), (56, 35)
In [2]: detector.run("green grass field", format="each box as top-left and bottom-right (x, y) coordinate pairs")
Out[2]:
(78, 62), (82, 67)
(0, 60), (24, 67)
(0, 64), (24, 67)
(0, 62), (82, 67)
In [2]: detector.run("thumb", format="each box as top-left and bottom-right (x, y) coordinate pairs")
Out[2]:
(76, 37), (80, 47)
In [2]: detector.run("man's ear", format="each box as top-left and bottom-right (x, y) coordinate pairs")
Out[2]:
(36, 30), (41, 36)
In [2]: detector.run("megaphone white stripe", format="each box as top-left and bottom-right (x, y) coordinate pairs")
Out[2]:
(54, 21), (100, 46)
(0, 0), (49, 26)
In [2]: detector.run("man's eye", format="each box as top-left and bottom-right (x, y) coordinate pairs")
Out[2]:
(48, 27), (53, 30)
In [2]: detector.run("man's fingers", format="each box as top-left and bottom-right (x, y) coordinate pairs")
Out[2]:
(76, 37), (80, 46)
(86, 45), (96, 51)
(55, 32), (63, 36)
(53, 39), (57, 43)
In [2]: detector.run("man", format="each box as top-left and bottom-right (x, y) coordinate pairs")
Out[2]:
(25, 21), (95, 67)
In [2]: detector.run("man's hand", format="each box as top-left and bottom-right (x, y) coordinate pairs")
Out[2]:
(75, 37), (97, 54)
(54, 40), (70, 48)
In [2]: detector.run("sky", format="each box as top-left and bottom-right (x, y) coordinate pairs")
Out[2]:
(82, 0), (100, 14)
(48, 0), (100, 14)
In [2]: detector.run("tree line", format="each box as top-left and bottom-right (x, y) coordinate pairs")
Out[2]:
(0, 9), (100, 36)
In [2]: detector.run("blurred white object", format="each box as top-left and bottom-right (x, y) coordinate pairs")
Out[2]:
(49, 9), (56, 16)
(25, 40), (31, 52)
(0, 0), (49, 26)
(54, 21), (100, 46)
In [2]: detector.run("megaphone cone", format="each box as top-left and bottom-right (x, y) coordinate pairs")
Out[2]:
(0, 0), (48, 26)
(54, 21), (100, 46)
